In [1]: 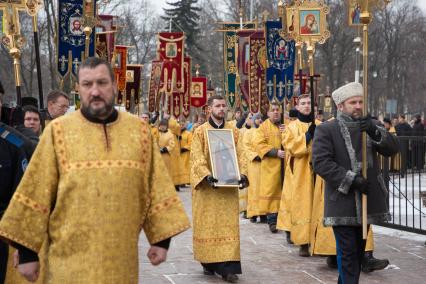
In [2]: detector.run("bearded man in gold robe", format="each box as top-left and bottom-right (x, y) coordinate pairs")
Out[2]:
(190, 95), (249, 283)
(0, 57), (190, 283)
(253, 103), (285, 233)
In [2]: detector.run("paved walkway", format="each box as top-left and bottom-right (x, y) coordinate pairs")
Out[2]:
(139, 187), (426, 283)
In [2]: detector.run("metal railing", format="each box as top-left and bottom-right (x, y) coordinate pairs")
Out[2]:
(380, 136), (426, 235)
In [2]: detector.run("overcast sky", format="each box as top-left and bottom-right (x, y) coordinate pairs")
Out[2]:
(148, 0), (426, 15)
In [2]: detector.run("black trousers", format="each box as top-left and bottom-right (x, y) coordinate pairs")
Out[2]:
(333, 226), (368, 284)
(0, 240), (8, 284)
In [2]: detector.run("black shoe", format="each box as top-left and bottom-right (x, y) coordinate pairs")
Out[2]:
(285, 231), (293, 245)
(250, 216), (257, 223)
(362, 252), (389, 273)
(203, 267), (215, 276)
(299, 244), (310, 257)
(326, 255), (337, 269)
(259, 215), (267, 223)
(269, 224), (278, 233)
(222, 273), (239, 283)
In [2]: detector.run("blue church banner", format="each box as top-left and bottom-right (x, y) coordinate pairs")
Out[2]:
(57, 0), (96, 78)
(265, 20), (296, 103)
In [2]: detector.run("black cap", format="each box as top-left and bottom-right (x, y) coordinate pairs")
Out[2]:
(21, 97), (39, 108)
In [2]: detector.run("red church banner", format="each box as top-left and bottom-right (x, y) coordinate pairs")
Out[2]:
(125, 65), (142, 111)
(96, 15), (116, 62)
(249, 31), (267, 114)
(113, 45), (127, 104)
(158, 32), (185, 95)
(191, 77), (207, 108)
(182, 57), (192, 118)
(148, 60), (163, 112)
(237, 30), (255, 111)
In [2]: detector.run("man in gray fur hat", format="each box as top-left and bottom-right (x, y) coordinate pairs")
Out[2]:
(312, 82), (399, 284)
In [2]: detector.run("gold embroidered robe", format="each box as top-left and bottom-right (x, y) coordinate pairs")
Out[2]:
(176, 130), (193, 185)
(276, 153), (294, 232)
(242, 127), (261, 217)
(279, 119), (313, 245)
(252, 119), (283, 214)
(238, 128), (249, 212)
(168, 118), (182, 185)
(0, 111), (190, 283)
(310, 176), (374, 255)
(158, 130), (176, 178)
(190, 122), (241, 263)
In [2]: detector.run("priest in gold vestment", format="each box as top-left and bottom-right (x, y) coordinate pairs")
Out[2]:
(190, 95), (248, 283)
(278, 95), (316, 256)
(252, 103), (285, 233)
(242, 113), (263, 222)
(176, 121), (193, 186)
(165, 114), (182, 191)
(158, 119), (176, 177)
(0, 58), (190, 283)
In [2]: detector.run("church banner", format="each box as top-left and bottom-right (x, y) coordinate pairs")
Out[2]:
(222, 23), (255, 110)
(182, 57), (191, 118)
(158, 32), (185, 95)
(148, 60), (163, 112)
(265, 20), (296, 103)
(237, 29), (255, 112)
(191, 77), (207, 108)
(113, 45), (127, 105)
(125, 65), (141, 111)
(95, 33), (108, 61)
(57, 0), (96, 78)
(96, 15), (115, 62)
(249, 31), (267, 114)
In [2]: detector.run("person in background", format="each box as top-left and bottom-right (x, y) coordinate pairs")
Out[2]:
(40, 90), (70, 128)
(23, 106), (42, 136)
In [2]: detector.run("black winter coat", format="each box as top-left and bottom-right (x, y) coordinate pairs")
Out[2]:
(312, 115), (399, 226)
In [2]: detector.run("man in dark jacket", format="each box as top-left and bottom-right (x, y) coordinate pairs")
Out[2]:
(312, 82), (399, 284)
(0, 95), (37, 283)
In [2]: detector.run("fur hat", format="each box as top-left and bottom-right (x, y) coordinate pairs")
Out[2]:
(332, 82), (363, 105)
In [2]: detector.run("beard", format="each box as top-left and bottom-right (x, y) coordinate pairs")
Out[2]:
(81, 96), (115, 119)
(211, 111), (225, 121)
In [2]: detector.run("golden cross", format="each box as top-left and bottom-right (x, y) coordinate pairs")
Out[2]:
(0, 0), (25, 38)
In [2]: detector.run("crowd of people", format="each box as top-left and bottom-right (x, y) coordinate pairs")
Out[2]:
(0, 58), (405, 284)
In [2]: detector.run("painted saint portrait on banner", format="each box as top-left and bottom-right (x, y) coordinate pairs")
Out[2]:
(300, 10), (320, 35)
(166, 43), (177, 58)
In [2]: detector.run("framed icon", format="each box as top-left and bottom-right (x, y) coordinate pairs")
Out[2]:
(348, 0), (362, 26)
(207, 129), (241, 187)
(286, 0), (330, 44)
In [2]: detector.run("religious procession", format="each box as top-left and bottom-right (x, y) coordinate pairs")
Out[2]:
(1, 0), (426, 283)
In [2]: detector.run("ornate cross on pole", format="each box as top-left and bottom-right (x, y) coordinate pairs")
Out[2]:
(358, 0), (392, 239)
(0, 0), (27, 105)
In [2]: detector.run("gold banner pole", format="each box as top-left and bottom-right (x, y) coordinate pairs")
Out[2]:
(360, 6), (370, 238)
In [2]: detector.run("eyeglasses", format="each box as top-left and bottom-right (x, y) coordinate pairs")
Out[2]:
(55, 102), (70, 110)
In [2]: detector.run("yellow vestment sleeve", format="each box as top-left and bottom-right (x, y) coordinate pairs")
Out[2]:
(243, 129), (259, 162)
(143, 133), (190, 244)
(253, 120), (274, 159)
(190, 126), (211, 189)
(0, 124), (58, 252)
(282, 122), (310, 158)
